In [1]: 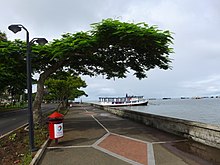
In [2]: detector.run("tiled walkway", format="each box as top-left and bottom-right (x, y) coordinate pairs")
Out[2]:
(39, 104), (220, 165)
(98, 134), (148, 165)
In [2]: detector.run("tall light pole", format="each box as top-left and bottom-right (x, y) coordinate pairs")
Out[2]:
(8, 24), (48, 151)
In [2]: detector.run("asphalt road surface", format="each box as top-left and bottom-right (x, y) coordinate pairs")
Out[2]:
(0, 103), (57, 136)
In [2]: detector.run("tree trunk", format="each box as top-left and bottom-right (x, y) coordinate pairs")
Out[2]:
(65, 98), (69, 109)
(33, 77), (44, 125)
(61, 98), (65, 110)
(57, 101), (62, 112)
(32, 60), (67, 125)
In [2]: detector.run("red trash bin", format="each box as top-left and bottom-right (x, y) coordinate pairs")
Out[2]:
(47, 112), (64, 142)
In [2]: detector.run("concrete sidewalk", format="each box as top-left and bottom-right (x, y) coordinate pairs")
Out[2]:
(39, 104), (220, 165)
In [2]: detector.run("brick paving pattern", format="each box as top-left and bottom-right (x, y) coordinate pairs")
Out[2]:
(99, 134), (148, 165)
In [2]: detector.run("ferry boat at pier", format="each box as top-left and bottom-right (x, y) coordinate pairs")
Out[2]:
(99, 95), (148, 106)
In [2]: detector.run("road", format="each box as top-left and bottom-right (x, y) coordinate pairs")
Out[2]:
(0, 103), (57, 137)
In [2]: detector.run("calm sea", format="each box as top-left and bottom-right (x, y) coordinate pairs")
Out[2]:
(120, 98), (220, 126)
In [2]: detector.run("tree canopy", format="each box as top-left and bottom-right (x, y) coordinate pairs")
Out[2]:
(0, 32), (26, 99)
(39, 19), (173, 79)
(44, 72), (87, 109)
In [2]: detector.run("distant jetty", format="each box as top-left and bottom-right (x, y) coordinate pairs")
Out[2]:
(149, 96), (220, 100)
(162, 97), (171, 100)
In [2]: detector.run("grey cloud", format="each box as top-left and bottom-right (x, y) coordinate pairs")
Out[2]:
(1, 0), (220, 100)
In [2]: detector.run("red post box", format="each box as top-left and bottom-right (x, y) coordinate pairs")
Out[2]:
(48, 112), (64, 142)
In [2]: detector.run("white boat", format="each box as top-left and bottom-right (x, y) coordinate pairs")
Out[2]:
(99, 95), (148, 106)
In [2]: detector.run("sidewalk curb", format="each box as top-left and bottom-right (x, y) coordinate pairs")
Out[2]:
(0, 123), (28, 139)
(30, 108), (69, 164)
(30, 138), (50, 165)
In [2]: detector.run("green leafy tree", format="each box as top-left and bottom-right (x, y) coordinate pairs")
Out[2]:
(0, 32), (26, 102)
(44, 72), (87, 109)
(2, 19), (173, 124)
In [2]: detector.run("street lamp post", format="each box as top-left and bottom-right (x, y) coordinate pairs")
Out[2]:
(8, 24), (48, 152)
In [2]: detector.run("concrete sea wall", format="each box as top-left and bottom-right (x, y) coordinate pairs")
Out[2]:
(91, 103), (220, 149)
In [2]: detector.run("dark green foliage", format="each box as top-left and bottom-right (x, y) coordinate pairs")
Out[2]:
(44, 72), (87, 104)
(37, 19), (173, 80)
(90, 19), (173, 79)
(2, 19), (173, 82)
(0, 38), (26, 97)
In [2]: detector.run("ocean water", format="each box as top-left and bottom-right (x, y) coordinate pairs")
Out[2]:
(120, 98), (220, 126)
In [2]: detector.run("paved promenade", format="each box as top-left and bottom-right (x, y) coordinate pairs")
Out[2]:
(39, 104), (220, 165)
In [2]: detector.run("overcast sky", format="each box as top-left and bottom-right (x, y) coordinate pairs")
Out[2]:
(1, 0), (220, 101)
